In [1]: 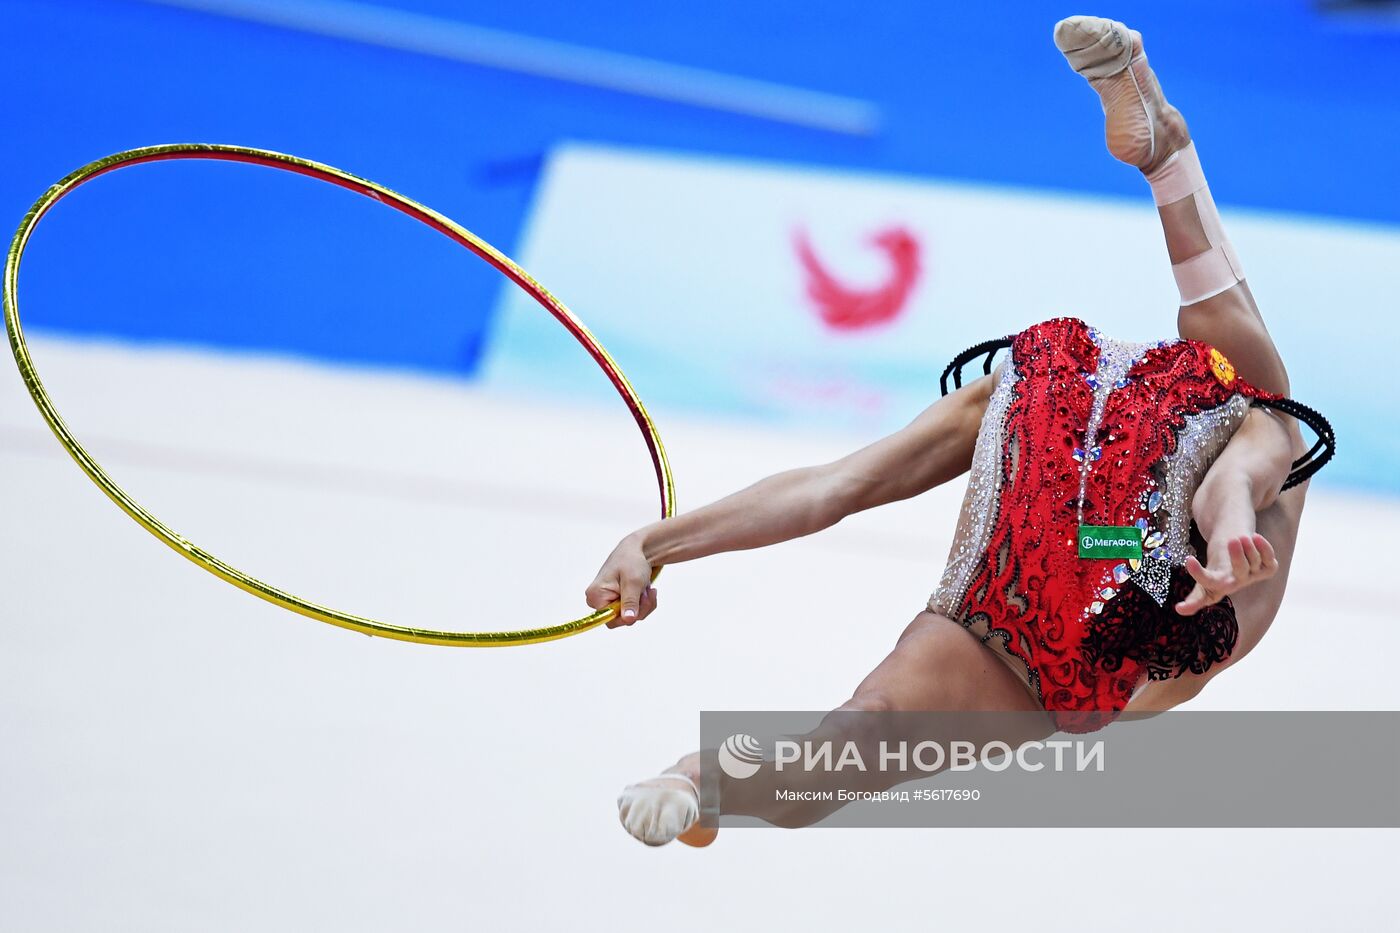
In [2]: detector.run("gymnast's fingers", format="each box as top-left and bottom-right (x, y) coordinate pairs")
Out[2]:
(585, 574), (620, 612)
(637, 585), (659, 621)
(1225, 537), (1248, 587)
(1176, 580), (1210, 615)
(1184, 554), (1214, 588)
(1182, 556), (1222, 606)
(1254, 534), (1278, 574)
(1240, 534), (1263, 575)
(616, 569), (649, 626)
(588, 572), (632, 629)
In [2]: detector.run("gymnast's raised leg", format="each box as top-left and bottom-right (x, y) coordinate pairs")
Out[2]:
(1051, 15), (1311, 711)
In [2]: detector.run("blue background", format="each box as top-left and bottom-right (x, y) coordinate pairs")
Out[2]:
(2, 0), (1396, 471)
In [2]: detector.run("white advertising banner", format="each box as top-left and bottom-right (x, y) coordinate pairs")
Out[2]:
(486, 144), (1399, 493)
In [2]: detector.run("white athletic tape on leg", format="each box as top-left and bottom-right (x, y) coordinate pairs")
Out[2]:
(1146, 141), (1205, 206)
(1145, 142), (1245, 305)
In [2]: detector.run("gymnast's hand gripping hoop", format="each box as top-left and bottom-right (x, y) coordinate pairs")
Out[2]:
(3, 144), (675, 647)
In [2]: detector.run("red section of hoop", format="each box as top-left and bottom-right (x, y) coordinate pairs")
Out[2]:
(48, 149), (669, 517)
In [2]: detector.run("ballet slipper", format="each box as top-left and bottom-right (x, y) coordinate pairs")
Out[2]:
(1056, 18), (1243, 307)
(1054, 15), (1186, 173)
(616, 771), (700, 847)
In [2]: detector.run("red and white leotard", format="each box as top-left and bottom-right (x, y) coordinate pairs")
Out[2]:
(928, 317), (1281, 733)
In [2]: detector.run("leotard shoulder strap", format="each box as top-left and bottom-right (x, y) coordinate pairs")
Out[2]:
(939, 336), (1014, 397)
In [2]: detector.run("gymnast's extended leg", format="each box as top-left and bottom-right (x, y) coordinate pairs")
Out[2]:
(1055, 16), (1310, 710)
(1054, 15), (1291, 396)
(616, 611), (1053, 846)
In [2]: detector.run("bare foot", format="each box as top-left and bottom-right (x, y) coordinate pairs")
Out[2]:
(616, 755), (718, 848)
(1054, 15), (1190, 174)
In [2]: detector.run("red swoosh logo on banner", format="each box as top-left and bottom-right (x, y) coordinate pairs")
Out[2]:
(794, 226), (921, 332)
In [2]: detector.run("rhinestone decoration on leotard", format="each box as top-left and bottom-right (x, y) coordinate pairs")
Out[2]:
(929, 318), (1272, 733)
(1076, 330), (1177, 609)
(927, 362), (1021, 617)
(1128, 556), (1172, 606)
(1072, 329), (1157, 532)
(1153, 395), (1252, 572)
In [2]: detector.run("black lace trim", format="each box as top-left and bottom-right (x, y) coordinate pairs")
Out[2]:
(1082, 566), (1238, 682)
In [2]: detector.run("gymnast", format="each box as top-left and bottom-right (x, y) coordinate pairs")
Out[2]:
(590, 16), (1334, 846)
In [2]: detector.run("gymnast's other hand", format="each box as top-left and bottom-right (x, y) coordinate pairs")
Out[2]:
(586, 533), (659, 628)
(1175, 532), (1278, 615)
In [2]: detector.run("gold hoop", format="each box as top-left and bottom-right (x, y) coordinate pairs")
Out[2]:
(3, 144), (674, 647)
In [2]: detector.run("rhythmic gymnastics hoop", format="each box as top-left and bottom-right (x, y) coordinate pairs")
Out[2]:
(3, 143), (675, 647)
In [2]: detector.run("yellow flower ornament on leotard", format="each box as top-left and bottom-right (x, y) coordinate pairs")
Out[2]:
(1209, 347), (1236, 387)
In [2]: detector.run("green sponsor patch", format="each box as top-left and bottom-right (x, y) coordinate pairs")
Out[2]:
(1077, 525), (1143, 560)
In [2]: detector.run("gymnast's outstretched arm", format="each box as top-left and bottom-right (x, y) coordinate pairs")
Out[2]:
(584, 373), (996, 626)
